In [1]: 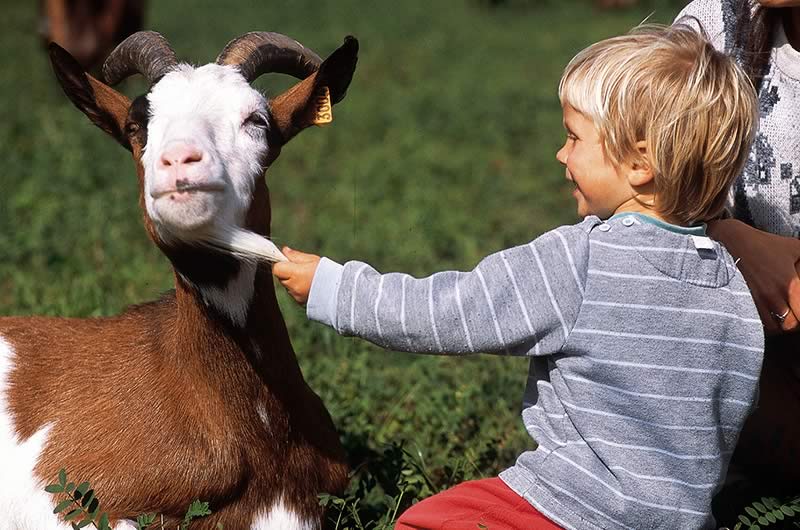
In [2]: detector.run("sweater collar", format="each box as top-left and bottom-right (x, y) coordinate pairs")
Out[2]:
(607, 212), (707, 236)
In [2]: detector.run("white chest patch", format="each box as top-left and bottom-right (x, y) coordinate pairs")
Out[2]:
(250, 498), (317, 530)
(197, 260), (257, 327)
(0, 336), (71, 530)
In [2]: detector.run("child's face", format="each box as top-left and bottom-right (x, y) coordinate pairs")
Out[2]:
(556, 105), (632, 219)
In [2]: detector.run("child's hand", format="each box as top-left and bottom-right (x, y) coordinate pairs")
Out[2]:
(272, 247), (321, 305)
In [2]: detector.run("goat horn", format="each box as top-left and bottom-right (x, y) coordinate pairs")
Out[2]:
(102, 31), (178, 86)
(216, 32), (321, 82)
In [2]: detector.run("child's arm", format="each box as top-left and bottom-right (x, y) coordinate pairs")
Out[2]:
(274, 223), (590, 356)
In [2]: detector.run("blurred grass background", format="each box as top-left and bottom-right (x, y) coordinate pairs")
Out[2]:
(0, 0), (706, 526)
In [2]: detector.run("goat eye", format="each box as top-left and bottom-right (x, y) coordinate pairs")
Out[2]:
(125, 122), (141, 136)
(244, 113), (269, 130)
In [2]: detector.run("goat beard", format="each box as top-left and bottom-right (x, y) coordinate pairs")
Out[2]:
(161, 223), (288, 263)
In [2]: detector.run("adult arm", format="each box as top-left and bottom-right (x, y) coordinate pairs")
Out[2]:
(708, 218), (800, 334)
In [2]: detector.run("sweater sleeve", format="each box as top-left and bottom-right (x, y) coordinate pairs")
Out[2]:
(307, 221), (592, 356)
(673, 0), (729, 53)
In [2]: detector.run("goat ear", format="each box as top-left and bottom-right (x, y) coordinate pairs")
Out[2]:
(49, 43), (132, 151)
(270, 36), (358, 144)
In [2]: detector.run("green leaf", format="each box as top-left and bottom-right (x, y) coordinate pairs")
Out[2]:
(734, 523), (742, 530)
(53, 499), (74, 513)
(755, 502), (768, 514)
(75, 518), (94, 529)
(782, 506), (796, 516)
(740, 515), (753, 526)
(80, 490), (94, 508)
(73, 482), (90, 500)
(180, 500), (213, 529)
(757, 516), (768, 525)
(136, 513), (156, 529)
(774, 509), (785, 521)
(751, 525), (761, 530)
(766, 512), (776, 524)
(87, 498), (99, 516)
(764, 498), (778, 510)
(747, 507), (760, 518)
(64, 508), (82, 521)
(58, 469), (67, 487)
(185, 500), (212, 518)
(65, 482), (76, 494)
(45, 484), (65, 494)
(98, 514), (111, 530)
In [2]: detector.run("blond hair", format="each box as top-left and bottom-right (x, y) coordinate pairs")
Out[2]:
(559, 24), (758, 225)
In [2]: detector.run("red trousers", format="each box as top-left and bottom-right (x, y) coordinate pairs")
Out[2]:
(395, 478), (563, 530)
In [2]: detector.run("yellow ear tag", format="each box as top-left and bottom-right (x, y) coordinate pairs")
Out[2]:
(311, 86), (333, 126)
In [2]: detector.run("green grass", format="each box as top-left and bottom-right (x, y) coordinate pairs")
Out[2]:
(4, 1), (780, 528)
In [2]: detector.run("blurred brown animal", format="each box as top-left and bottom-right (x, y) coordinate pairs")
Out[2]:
(40, 0), (145, 70)
(595, 0), (638, 8)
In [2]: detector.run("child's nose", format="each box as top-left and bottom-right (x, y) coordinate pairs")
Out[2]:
(556, 145), (568, 165)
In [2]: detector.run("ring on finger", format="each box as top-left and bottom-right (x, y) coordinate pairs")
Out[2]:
(770, 308), (791, 324)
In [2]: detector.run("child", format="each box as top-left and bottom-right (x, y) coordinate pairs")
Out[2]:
(273, 24), (763, 529)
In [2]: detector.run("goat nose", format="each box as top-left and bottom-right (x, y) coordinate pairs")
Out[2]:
(159, 143), (204, 168)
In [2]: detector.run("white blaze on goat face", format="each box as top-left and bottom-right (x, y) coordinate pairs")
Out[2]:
(141, 63), (271, 242)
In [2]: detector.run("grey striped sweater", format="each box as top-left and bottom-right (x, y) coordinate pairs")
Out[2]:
(307, 213), (764, 529)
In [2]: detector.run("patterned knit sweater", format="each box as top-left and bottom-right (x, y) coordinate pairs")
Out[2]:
(676, 0), (800, 237)
(307, 214), (764, 529)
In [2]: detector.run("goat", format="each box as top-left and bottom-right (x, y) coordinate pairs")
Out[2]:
(0, 30), (357, 530)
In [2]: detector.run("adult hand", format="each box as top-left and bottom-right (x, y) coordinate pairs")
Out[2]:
(708, 218), (800, 334)
(272, 247), (321, 305)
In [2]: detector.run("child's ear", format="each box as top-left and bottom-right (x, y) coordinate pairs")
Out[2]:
(626, 140), (654, 187)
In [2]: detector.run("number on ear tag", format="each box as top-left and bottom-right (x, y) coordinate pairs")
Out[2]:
(311, 86), (333, 126)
